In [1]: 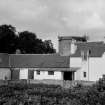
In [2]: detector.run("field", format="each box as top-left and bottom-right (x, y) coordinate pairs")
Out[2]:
(0, 78), (105, 105)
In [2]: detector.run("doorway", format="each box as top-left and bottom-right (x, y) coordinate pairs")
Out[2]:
(63, 71), (74, 81)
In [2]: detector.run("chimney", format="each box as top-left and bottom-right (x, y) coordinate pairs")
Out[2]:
(15, 49), (21, 54)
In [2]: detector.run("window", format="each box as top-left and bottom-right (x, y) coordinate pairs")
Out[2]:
(87, 50), (91, 56)
(36, 71), (40, 75)
(83, 72), (86, 78)
(28, 70), (34, 79)
(48, 71), (54, 75)
(81, 51), (87, 61)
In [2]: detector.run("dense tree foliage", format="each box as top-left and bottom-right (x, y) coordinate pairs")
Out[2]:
(18, 31), (37, 54)
(43, 40), (56, 53)
(0, 25), (18, 53)
(0, 24), (56, 54)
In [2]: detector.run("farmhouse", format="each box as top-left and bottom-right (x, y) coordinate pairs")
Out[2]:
(0, 36), (105, 82)
(59, 36), (105, 81)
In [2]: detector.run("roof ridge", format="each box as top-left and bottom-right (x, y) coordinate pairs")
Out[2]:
(76, 41), (104, 44)
(9, 53), (58, 56)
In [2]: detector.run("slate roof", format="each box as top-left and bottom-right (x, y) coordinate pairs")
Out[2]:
(10, 54), (70, 68)
(71, 41), (105, 57)
(0, 53), (9, 68)
(58, 36), (87, 42)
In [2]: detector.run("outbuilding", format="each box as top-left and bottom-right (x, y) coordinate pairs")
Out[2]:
(10, 54), (77, 81)
(0, 53), (11, 80)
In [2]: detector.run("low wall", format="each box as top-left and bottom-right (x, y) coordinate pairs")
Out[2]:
(0, 80), (95, 88)
(8, 79), (27, 85)
(77, 80), (96, 86)
(28, 80), (95, 88)
(29, 79), (63, 86)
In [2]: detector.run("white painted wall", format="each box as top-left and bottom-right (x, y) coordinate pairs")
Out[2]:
(80, 59), (89, 81)
(72, 53), (105, 81)
(20, 68), (28, 79)
(18, 53), (105, 82)
(89, 54), (105, 81)
(0, 68), (11, 80)
(34, 71), (63, 80)
(74, 69), (81, 80)
(70, 58), (82, 68)
(70, 57), (89, 81)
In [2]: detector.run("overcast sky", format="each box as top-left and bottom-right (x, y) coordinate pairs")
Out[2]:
(0, 0), (105, 50)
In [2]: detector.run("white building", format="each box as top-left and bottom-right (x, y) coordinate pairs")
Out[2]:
(0, 36), (105, 82)
(10, 54), (71, 81)
(59, 36), (105, 81)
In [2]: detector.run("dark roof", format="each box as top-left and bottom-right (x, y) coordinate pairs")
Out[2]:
(34, 67), (79, 71)
(71, 41), (105, 57)
(58, 36), (87, 42)
(10, 54), (70, 68)
(0, 53), (9, 67)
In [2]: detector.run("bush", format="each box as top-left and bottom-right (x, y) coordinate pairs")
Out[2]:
(1, 78), (105, 105)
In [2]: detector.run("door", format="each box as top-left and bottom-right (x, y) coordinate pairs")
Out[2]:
(63, 71), (74, 81)
(20, 68), (28, 79)
(28, 70), (34, 79)
(11, 70), (19, 80)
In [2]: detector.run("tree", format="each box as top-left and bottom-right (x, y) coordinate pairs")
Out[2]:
(43, 40), (56, 53)
(0, 24), (18, 53)
(0, 24), (56, 54)
(18, 31), (56, 54)
(18, 31), (37, 54)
